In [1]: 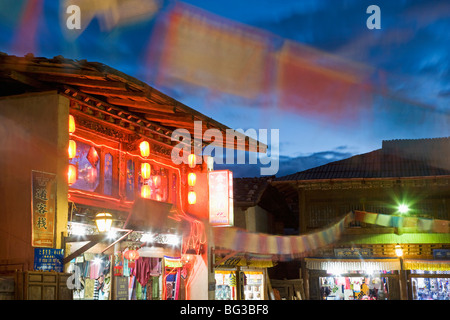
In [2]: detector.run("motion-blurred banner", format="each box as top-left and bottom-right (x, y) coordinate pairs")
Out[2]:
(276, 41), (374, 123)
(147, 3), (275, 100)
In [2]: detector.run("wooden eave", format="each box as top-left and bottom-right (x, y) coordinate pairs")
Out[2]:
(0, 53), (267, 153)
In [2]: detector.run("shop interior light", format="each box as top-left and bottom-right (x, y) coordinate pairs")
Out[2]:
(139, 141), (150, 158)
(395, 244), (403, 257)
(140, 232), (154, 243)
(141, 184), (151, 199)
(165, 234), (181, 246)
(153, 175), (161, 188)
(107, 229), (117, 240)
(71, 223), (86, 236)
(95, 212), (113, 233)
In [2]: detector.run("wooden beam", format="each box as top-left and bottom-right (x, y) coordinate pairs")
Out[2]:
(36, 74), (128, 90)
(214, 251), (239, 267)
(63, 234), (107, 265)
(0, 63), (103, 78)
(3, 70), (51, 90)
(108, 98), (175, 113)
(79, 87), (148, 100)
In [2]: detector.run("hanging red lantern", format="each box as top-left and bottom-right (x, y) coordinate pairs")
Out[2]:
(124, 249), (140, 268)
(188, 172), (196, 187)
(188, 191), (197, 205)
(139, 141), (150, 158)
(141, 184), (151, 199)
(141, 163), (151, 180)
(68, 140), (77, 159)
(68, 164), (77, 185)
(188, 154), (196, 168)
(124, 249), (140, 261)
(69, 114), (76, 134)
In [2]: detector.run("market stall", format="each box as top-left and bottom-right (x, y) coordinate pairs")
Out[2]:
(404, 259), (450, 300)
(305, 258), (401, 300)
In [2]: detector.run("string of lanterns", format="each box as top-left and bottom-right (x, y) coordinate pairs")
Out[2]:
(139, 141), (163, 200)
(187, 153), (197, 205)
(68, 114), (77, 185)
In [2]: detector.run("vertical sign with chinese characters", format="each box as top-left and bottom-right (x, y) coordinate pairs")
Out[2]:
(208, 170), (234, 227)
(31, 171), (57, 248)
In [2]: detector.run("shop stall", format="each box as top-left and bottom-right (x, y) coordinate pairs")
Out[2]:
(404, 259), (450, 300)
(306, 258), (401, 300)
(214, 252), (273, 300)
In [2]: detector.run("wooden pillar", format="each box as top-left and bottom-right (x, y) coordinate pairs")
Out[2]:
(399, 258), (408, 300)
(298, 188), (307, 234)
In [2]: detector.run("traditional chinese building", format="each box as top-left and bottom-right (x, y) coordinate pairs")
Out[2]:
(0, 53), (262, 300)
(273, 137), (450, 300)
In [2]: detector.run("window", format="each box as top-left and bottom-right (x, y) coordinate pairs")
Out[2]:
(69, 141), (100, 192)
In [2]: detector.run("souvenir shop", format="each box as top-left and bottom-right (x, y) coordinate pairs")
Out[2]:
(214, 253), (274, 300)
(66, 228), (188, 300)
(305, 258), (402, 300)
(404, 259), (450, 300)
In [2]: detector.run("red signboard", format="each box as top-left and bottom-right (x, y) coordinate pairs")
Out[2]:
(31, 170), (57, 248)
(208, 170), (234, 227)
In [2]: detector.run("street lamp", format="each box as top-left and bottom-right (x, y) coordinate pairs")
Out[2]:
(95, 212), (113, 233)
(395, 244), (403, 257)
(397, 204), (410, 214)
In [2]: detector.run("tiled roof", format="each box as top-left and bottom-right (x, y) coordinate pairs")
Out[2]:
(276, 137), (450, 182)
(233, 176), (274, 205)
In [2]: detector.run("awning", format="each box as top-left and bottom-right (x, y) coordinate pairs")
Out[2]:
(305, 258), (401, 271)
(403, 259), (450, 271)
(215, 253), (276, 268)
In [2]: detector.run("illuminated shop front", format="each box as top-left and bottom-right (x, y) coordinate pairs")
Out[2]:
(404, 259), (450, 300)
(214, 253), (273, 300)
(0, 53), (266, 300)
(306, 258), (402, 300)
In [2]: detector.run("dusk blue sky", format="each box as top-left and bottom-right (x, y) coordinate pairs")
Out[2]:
(0, 0), (449, 177)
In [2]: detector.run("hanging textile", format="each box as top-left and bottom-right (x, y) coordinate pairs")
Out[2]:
(134, 257), (152, 287)
(403, 259), (450, 271)
(93, 279), (99, 300)
(84, 279), (95, 299)
(213, 212), (352, 257)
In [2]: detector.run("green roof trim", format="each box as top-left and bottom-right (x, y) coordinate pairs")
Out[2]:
(339, 233), (450, 245)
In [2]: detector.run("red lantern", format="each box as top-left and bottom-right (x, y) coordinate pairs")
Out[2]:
(188, 154), (196, 168)
(68, 164), (77, 185)
(139, 141), (150, 158)
(141, 184), (151, 199)
(68, 140), (77, 159)
(188, 172), (196, 187)
(124, 249), (139, 268)
(69, 114), (76, 134)
(188, 191), (197, 205)
(124, 249), (140, 261)
(141, 163), (151, 180)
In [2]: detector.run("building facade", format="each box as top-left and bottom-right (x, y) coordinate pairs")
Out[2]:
(273, 138), (450, 300)
(0, 53), (260, 300)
